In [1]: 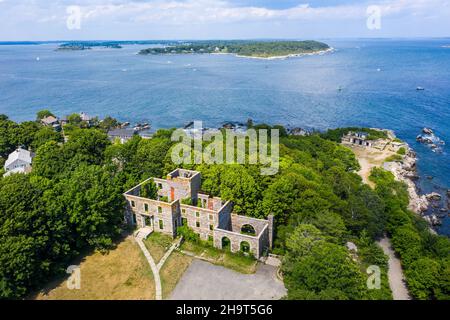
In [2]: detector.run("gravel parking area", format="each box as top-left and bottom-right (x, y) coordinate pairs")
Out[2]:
(170, 259), (286, 300)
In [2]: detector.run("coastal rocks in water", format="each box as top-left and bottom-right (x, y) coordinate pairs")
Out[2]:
(384, 150), (430, 214)
(402, 156), (417, 171)
(416, 135), (434, 144)
(426, 192), (442, 201)
(424, 214), (442, 226)
(405, 173), (420, 181)
(416, 128), (445, 153)
(413, 195), (430, 213)
(436, 211), (447, 219)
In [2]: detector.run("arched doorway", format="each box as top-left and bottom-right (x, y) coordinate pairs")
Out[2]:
(241, 224), (256, 236)
(240, 241), (251, 253)
(222, 237), (231, 251)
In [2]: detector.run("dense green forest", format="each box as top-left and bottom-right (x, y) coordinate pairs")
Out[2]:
(0, 113), (448, 299)
(139, 40), (330, 58)
(369, 168), (449, 299)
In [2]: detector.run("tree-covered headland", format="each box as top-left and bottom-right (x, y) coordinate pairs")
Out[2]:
(0, 114), (448, 300)
(139, 40), (330, 58)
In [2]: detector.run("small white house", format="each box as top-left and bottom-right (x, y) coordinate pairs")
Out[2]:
(3, 148), (34, 177)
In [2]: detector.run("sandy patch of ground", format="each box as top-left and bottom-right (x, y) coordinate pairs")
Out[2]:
(347, 145), (396, 187)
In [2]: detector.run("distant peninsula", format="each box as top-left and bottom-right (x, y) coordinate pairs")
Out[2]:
(55, 40), (172, 51)
(56, 41), (124, 51)
(138, 40), (332, 59)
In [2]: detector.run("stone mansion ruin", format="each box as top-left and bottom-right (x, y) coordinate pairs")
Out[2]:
(124, 169), (274, 259)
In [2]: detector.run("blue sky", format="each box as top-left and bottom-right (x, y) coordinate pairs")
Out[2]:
(1, 0), (450, 40)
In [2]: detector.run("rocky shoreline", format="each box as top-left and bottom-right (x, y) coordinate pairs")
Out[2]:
(232, 47), (335, 60)
(384, 132), (448, 231)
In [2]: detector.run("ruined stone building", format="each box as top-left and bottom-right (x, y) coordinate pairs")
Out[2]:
(124, 168), (273, 259)
(342, 131), (374, 147)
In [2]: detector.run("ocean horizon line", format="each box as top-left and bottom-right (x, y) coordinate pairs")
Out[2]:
(1, 37), (450, 44)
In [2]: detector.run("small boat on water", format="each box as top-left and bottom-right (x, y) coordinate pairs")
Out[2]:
(416, 86), (425, 91)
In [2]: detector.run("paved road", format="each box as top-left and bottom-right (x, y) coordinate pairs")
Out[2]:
(378, 237), (411, 300)
(170, 259), (286, 300)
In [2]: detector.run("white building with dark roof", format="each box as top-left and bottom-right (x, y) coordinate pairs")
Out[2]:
(3, 148), (34, 177)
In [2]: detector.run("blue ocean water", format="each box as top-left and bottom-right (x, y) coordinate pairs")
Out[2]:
(0, 39), (449, 234)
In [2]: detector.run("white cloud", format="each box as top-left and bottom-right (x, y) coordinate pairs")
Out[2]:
(62, 0), (449, 25)
(0, 0), (449, 39)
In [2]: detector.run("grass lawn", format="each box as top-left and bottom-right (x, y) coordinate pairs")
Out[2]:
(180, 240), (257, 274)
(33, 236), (155, 300)
(142, 233), (194, 299)
(160, 251), (193, 299)
(143, 232), (174, 264)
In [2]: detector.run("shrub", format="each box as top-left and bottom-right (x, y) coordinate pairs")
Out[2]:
(181, 197), (193, 205)
(177, 225), (200, 243)
(397, 147), (406, 155)
(385, 154), (403, 162)
(405, 258), (441, 300)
